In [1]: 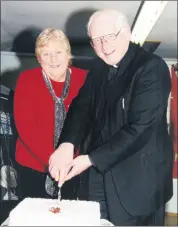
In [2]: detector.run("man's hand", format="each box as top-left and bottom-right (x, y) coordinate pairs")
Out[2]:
(49, 142), (74, 186)
(65, 155), (92, 181)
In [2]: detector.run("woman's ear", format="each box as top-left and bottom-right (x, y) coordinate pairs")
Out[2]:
(36, 55), (41, 64)
(68, 55), (72, 67)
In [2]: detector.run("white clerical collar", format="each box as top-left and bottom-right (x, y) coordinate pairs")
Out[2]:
(113, 64), (118, 68)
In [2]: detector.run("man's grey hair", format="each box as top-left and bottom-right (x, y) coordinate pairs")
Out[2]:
(87, 9), (130, 37)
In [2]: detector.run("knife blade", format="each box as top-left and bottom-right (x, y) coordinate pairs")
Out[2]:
(58, 186), (61, 201)
(57, 182), (62, 204)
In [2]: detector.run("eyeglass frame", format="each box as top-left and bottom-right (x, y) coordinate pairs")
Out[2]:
(90, 28), (122, 47)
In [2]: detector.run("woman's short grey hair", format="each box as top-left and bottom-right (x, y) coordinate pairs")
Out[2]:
(87, 9), (129, 37)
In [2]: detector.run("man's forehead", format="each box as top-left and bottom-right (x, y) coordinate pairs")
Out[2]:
(90, 19), (116, 39)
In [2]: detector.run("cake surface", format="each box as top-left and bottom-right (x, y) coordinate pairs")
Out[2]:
(8, 198), (101, 226)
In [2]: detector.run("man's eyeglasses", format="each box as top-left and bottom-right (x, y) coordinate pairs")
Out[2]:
(91, 29), (122, 47)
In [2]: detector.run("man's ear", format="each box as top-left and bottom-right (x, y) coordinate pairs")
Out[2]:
(121, 26), (131, 41)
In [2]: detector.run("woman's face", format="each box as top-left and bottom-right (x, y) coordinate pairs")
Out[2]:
(38, 39), (70, 80)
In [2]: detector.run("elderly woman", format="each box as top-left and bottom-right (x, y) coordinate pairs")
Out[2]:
(14, 28), (87, 199)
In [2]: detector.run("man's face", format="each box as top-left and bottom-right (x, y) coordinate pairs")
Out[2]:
(89, 16), (130, 65)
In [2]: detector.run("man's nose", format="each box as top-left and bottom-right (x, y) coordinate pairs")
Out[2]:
(101, 37), (108, 45)
(101, 39), (110, 51)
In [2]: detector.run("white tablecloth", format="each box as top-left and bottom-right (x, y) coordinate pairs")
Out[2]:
(1, 218), (9, 226)
(1, 217), (114, 226)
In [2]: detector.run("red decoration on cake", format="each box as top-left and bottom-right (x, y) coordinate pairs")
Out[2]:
(49, 207), (61, 213)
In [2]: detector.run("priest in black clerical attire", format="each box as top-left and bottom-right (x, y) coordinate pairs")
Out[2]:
(49, 9), (174, 226)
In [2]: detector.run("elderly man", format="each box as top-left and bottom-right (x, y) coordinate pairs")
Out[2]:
(49, 9), (173, 225)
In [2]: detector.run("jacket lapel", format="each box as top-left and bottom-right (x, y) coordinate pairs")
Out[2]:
(105, 42), (140, 110)
(95, 61), (109, 119)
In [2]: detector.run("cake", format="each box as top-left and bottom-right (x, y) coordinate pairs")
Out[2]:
(8, 198), (101, 226)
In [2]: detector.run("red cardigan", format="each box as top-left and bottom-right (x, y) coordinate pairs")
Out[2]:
(14, 67), (87, 172)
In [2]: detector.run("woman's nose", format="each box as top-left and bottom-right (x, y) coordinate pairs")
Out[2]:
(50, 54), (57, 63)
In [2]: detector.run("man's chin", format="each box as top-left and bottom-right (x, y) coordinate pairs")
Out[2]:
(97, 53), (118, 65)
(104, 58), (118, 66)
(103, 54), (118, 65)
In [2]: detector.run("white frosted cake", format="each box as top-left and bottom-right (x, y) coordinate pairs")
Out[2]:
(8, 198), (101, 226)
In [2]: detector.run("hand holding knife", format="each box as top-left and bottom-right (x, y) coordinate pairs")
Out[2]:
(56, 166), (73, 204)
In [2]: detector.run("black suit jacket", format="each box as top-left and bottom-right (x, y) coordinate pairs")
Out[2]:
(59, 42), (174, 216)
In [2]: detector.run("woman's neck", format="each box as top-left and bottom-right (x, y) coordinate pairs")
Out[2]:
(46, 71), (66, 82)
